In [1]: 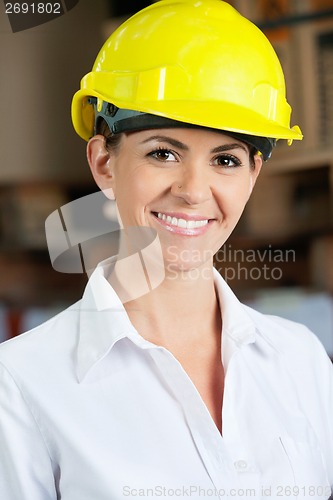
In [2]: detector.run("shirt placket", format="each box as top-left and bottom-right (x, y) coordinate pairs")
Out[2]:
(147, 345), (240, 496)
(222, 347), (261, 496)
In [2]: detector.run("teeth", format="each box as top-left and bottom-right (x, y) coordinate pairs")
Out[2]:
(157, 212), (208, 229)
(195, 220), (208, 228)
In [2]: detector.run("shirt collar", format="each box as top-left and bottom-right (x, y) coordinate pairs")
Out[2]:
(77, 259), (140, 382)
(212, 268), (257, 370)
(213, 267), (256, 344)
(77, 261), (257, 382)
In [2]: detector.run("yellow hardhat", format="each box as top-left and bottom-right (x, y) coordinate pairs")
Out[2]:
(71, 0), (302, 160)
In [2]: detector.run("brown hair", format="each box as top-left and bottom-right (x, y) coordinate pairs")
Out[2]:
(96, 118), (122, 153)
(248, 145), (258, 169)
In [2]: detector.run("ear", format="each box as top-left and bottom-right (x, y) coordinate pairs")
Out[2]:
(248, 154), (263, 196)
(86, 135), (115, 200)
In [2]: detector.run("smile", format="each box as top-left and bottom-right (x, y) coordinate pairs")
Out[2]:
(151, 211), (214, 236)
(156, 212), (208, 229)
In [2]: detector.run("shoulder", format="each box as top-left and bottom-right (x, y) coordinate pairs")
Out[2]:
(242, 304), (333, 417)
(242, 302), (333, 411)
(0, 300), (81, 375)
(243, 303), (329, 363)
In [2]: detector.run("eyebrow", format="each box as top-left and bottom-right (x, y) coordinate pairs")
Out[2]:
(140, 135), (189, 151)
(210, 143), (249, 154)
(140, 135), (248, 154)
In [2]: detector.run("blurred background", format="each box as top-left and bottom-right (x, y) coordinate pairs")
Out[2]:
(0, 0), (332, 357)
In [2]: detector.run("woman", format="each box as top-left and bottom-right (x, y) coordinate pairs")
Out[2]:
(0, 1), (332, 499)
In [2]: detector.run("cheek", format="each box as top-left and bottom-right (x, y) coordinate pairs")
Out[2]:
(115, 173), (155, 222)
(216, 177), (253, 212)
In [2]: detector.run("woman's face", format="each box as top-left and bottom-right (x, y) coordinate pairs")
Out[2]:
(90, 127), (262, 273)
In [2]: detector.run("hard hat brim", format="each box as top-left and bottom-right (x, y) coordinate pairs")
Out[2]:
(72, 90), (303, 146)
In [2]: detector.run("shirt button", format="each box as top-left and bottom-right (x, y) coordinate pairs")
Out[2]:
(234, 460), (248, 471)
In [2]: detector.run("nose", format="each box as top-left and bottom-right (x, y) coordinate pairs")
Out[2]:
(171, 165), (212, 205)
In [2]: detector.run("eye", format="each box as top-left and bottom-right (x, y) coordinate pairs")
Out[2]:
(148, 148), (178, 162)
(211, 154), (242, 168)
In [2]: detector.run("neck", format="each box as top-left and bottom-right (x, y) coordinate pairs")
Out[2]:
(108, 257), (221, 348)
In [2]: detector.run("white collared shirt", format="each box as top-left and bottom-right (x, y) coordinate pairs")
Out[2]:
(0, 265), (332, 499)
